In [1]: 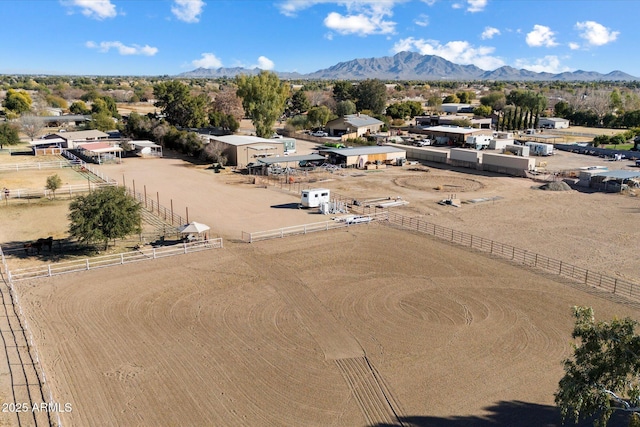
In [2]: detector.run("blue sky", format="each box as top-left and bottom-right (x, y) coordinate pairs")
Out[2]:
(1, 0), (636, 77)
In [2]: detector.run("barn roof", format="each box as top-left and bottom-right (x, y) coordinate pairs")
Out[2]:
(320, 146), (406, 157)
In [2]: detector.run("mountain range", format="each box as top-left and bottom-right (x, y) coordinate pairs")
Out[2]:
(178, 51), (638, 81)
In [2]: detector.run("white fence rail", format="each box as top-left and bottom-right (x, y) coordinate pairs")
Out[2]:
(8, 238), (223, 281)
(241, 212), (389, 243)
(2, 181), (116, 200)
(0, 159), (78, 172)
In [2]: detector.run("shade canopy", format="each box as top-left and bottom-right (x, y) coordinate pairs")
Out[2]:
(178, 221), (210, 234)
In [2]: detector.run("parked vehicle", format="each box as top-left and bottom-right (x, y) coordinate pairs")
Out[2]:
(413, 138), (431, 147)
(311, 131), (328, 137)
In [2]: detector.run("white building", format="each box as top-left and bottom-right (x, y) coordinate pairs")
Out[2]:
(539, 117), (569, 129)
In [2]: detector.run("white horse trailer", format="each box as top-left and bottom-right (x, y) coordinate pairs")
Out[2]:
(300, 188), (331, 208)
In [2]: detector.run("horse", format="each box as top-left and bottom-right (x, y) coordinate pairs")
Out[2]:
(23, 241), (42, 255)
(36, 236), (53, 252)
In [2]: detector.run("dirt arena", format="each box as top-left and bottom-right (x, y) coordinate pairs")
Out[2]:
(1, 147), (640, 426)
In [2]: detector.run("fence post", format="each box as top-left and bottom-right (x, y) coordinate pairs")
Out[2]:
(153, 248), (156, 259)
(48, 265), (52, 277)
(121, 253), (124, 264)
(183, 243), (187, 254)
(585, 270), (588, 285)
(559, 261), (563, 275)
(613, 279), (617, 293)
(85, 259), (90, 270)
(490, 240), (493, 254)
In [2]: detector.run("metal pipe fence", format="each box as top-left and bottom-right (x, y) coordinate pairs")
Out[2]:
(7, 238), (223, 282)
(384, 210), (639, 302)
(241, 212), (389, 243)
(0, 244), (62, 426)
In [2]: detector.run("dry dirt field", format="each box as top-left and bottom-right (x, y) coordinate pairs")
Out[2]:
(1, 148), (640, 426)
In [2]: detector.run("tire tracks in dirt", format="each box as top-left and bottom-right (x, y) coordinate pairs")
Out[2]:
(229, 243), (405, 426)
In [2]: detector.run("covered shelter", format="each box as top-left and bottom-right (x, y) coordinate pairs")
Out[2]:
(252, 153), (326, 175)
(76, 142), (123, 164)
(204, 135), (285, 168)
(418, 125), (492, 146)
(179, 221), (210, 241)
(30, 137), (65, 155)
(131, 140), (163, 157)
(45, 129), (110, 149)
(318, 146), (406, 168)
(589, 170), (640, 192)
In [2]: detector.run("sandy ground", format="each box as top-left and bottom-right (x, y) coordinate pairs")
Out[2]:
(1, 144), (640, 426)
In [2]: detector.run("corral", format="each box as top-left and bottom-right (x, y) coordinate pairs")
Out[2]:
(1, 148), (640, 426)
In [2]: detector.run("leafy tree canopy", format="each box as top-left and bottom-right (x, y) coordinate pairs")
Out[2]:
(556, 306), (640, 427)
(335, 100), (356, 117)
(3, 89), (32, 114)
(154, 80), (207, 128)
(354, 79), (387, 115)
(0, 122), (20, 149)
(235, 71), (289, 138)
(68, 186), (142, 250)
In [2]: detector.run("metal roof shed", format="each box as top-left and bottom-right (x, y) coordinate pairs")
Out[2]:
(590, 170), (640, 192)
(319, 146), (406, 167)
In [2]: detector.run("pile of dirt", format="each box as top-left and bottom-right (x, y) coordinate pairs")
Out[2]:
(538, 181), (572, 191)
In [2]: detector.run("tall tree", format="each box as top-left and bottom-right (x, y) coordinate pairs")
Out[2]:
(68, 186), (142, 250)
(306, 105), (332, 128)
(20, 114), (46, 140)
(288, 90), (310, 116)
(335, 100), (356, 117)
(0, 122), (20, 150)
(333, 81), (354, 102)
(235, 71), (289, 138)
(212, 86), (244, 122)
(154, 80), (207, 128)
(556, 306), (640, 427)
(354, 79), (387, 115)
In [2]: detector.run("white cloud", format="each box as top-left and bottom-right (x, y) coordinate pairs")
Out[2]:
(192, 53), (222, 68)
(575, 21), (619, 46)
(514, 55), (571, 73)
(255, 56), (275, 70)
(171, 0), (206, 23)
(568, 42), (580, 50)
(392, 37), (504, 70)
(526, 25), (558, 47)
(324, 11), (395, 35)
(62, 0), (116, 20)
(466, 0), (487, 12)
(421, 0), (437, 5)
(86, 41), (158, 56)
(481, 26), (500, 40)
(451, 3), (463, 9)
(414, 14), (429, 27)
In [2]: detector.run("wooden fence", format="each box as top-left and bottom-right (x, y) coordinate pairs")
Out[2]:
(7, 238), (223, 281)
(384, 210), (639, 301)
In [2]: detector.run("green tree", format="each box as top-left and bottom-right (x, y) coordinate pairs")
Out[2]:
(480, 92), (506, 111)
(45, 174), (62, 199)
(235, 71), (289, 138)
(473, 105), (492, 117)
(443, 94), (460, 104)
(307, 105), (332, 128)
(554, 100), (573, 118)
(386, 102), (412, 120)
(333, 81), (354, 102)
(70, 100), (91, 115)
(68, 186), (142, 250)
(88, 112), (116, 131)
(154, 80), (207, 128)
(208, 111), (239, 132)
(353, 79), (387, 115)
(556, 306), (640, 427)
(3, 89), (32, 114)
(0, 122), (20, 150)
(335, 100), (356, 117)
(288, 90), (310, 116)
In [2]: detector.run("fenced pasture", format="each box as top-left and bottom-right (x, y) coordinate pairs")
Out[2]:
(7, 238), (223, 281)
(383, 210), (640, 302)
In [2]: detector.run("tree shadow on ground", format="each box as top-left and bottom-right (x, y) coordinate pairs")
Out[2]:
(369, 400), (630, 427)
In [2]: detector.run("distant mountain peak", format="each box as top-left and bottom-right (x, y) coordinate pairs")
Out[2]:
(177, 51), (638, 81)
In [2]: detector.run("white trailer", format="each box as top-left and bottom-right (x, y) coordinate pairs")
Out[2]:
(466, 135), (492, 150)
(300, 188), (330, 208)
(525, 141), (554, 156)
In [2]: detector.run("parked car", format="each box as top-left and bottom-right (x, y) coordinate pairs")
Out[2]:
(311, 131), (328, 137)
(414, 138), (431, 147)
